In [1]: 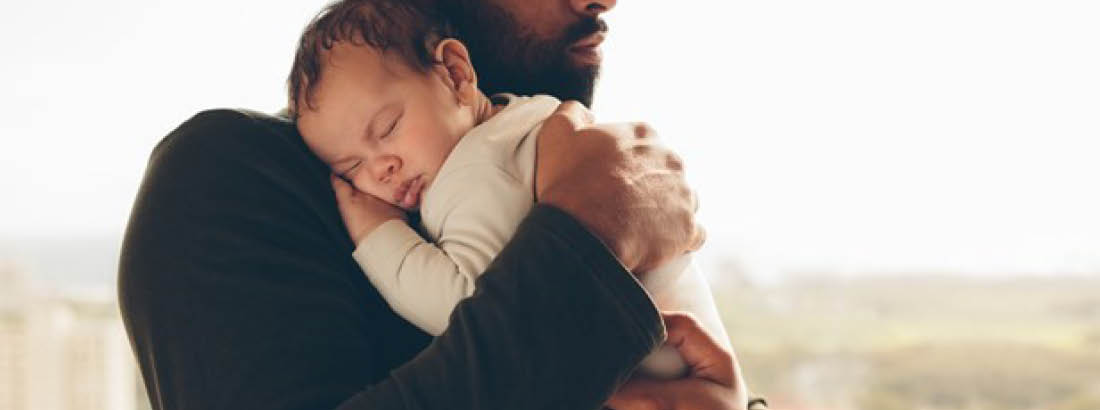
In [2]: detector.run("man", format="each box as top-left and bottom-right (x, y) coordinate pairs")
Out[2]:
(119, 0), (765, 409)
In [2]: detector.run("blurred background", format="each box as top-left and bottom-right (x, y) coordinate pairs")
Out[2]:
(2, 1), (1098, 409)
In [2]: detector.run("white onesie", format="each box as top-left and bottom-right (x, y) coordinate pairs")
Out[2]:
(353, 94), (730, 378)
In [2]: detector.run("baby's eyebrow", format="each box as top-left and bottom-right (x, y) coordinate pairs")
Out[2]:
(325, 101), (397, 168)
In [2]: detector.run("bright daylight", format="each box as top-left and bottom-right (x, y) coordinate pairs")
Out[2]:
(2, 1), (1098, 409)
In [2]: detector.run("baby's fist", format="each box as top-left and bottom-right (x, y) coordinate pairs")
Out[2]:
(331, 174), (407, 244)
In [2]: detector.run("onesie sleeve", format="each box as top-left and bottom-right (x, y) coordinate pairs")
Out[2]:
(353, 165), (532, 336)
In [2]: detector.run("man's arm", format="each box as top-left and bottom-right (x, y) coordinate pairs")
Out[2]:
(340, 205), (664, 409)
(119, 109), (663, 410)
(535, 102), (769, 410)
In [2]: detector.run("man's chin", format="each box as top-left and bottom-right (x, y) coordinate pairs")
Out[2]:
(563, 67), (600, 107)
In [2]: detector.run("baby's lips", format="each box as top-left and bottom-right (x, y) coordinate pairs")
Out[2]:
(403, 177), (423, 208)
(394, 175), (423, 209)
(392, 177), (413, 204)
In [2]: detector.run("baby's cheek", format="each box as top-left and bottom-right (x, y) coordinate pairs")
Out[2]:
(350, 178), (382, 199)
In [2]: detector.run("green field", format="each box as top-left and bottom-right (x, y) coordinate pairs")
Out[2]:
(713, 275), (1100, 410)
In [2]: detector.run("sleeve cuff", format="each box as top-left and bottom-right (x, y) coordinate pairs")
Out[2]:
(352, 219), (424, 289)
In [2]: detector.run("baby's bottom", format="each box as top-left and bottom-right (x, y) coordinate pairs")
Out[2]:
(637, 254), (731, 379)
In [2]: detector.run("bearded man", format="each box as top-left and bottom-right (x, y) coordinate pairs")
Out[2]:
(119, 1), (765, 409)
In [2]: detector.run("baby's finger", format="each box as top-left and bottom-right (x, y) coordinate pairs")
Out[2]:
(330, 174), (356, 201)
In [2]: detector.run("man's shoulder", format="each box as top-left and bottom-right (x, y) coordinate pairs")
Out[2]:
(139, 107), (328, 197)
(176, 108), (289, 135)
(154, 108), (297, 155)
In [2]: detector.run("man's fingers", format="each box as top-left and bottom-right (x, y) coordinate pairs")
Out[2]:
(610, 377), (741, 410)
(689, 224), (706, 252)
(607, 378), (666, 410)
(662, 312), (734, 387)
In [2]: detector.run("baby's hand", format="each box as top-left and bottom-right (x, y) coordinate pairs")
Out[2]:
(330, 174), (407, 244)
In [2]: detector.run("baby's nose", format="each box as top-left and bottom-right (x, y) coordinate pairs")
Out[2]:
(372, 155), (401, 183)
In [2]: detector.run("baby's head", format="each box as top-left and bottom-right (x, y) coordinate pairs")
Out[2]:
(288, 0), (491, 210)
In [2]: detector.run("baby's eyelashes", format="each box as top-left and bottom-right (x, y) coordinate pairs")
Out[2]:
(379, 119), (398, 140)
(338, 160), (363, 180)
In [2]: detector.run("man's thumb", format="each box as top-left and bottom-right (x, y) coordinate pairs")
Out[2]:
(662, 312), (735, 387)
(542, 101), (590, 138)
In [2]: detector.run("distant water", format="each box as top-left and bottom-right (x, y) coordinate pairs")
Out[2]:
(0, 235), (122, 288)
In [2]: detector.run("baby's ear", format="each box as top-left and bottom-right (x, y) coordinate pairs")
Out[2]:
(432, 38), (479, 105)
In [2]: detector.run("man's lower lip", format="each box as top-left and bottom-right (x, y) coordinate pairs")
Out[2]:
(570, 46), (602, 65)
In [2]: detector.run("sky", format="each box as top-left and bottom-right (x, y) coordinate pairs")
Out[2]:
(2, 0), (1098, 279)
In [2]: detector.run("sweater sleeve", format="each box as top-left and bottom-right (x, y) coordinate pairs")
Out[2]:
(119, 109), (663, 410)
(352, 165), (533, 336)
(341, 205), (665, 409)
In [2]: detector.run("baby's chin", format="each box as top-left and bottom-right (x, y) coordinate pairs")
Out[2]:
(392, 197), (420, 211)
(392, 196), (420, 211)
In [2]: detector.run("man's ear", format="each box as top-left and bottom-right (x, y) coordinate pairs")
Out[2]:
(432, 38), (479, 105)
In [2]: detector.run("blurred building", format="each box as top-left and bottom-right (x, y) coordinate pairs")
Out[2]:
(0, 263), (142, 410)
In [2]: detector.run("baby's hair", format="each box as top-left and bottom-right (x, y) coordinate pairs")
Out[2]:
(287, 0), (453, 119)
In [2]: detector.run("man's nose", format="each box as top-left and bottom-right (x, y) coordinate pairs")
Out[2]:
(570, 0), (616, 16)
(370, 155), (401, 183)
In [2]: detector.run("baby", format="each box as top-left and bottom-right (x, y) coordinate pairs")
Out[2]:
(288, 0), (729, 379)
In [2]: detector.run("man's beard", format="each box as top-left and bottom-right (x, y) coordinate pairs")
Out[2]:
(447, 2), (607, 107)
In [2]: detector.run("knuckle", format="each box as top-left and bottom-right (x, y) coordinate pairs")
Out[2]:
(632, 122), (656, 139)
(665, 152), (684, 171)
(695, 225), (707, 248)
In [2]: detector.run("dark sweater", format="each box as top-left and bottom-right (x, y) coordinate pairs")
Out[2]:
(117, 109), (665, 410)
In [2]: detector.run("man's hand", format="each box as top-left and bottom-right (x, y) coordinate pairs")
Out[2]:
(331, 174), (406, 244)
(607, 312), (749, 410)
(535, 101), (704, 273)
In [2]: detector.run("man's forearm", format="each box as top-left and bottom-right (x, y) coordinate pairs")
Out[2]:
(337, 205), (664, 409)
